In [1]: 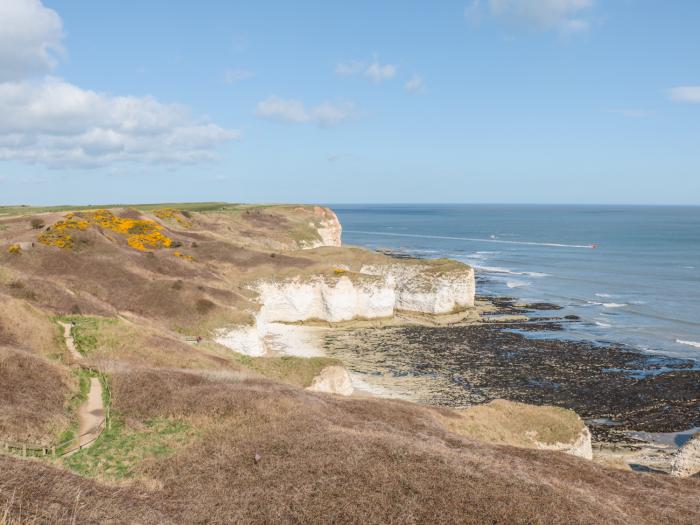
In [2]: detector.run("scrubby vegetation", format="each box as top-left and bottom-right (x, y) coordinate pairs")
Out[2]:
(1, 203), (699, 523)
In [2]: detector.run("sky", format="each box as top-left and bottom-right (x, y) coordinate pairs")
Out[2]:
(0, 0), (699, 205)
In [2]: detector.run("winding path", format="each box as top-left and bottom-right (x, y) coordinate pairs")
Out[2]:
(77, 378), (105, 448)
(59, 321), (106, 452)
(58, 321), (82, 361)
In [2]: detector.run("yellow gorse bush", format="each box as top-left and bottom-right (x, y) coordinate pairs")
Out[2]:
(173, 251), (195, 261)
(154, 208), (192, 228)
(7, 244), (22, 255)
(38, 210), (173, 252)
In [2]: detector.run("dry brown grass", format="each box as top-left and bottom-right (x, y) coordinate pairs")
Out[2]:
(0, 347), (74, 444)
(6, 365), (684, 524)
(0, 295), (63, 359)
(434, 399), (585, 447)
(2, 206), (699, 523)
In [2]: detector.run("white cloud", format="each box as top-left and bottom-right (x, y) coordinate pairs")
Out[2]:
(0, 77), (238, 168)
(365, 60), (397, 82)
(256, 96), (352, 127)
(668, 86), (700, 103)
(335, 58), (397, 83)
(311, 102), (353, 128)
(468, 0), (594, 34)
(255, 96), (311, 123)
(223, 68), (255, 85)
(405, 74), (424, 93)
(0, 0), (64, 82)
(0, 0), (237, 168)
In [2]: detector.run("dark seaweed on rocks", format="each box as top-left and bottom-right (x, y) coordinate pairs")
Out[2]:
(324, 320), (700, 443)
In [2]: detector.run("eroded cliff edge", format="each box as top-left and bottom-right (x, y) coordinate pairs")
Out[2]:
(215, 253), (475, 357)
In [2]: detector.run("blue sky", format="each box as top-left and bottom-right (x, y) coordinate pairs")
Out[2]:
(1, 0), (699, 205)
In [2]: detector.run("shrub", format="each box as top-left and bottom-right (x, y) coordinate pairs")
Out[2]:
(170, 240), (183, 248)
(172, 280), (184, 291)
(7, 244), (21, 255)
(195, 299), (215, 314)
(30, 218), (45, 229)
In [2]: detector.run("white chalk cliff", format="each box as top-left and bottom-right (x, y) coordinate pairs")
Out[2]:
(307, 365), (354, 396)
(300, 206), (342, 249)
(534, 426), (593, 460)
(670, 434), (700, 478)
(215, 262), (475, 357)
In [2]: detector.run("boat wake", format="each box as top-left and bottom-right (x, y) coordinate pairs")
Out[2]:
(347, 230), (596, 249)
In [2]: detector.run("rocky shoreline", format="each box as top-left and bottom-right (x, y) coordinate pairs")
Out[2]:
(321, 296), (700, 447)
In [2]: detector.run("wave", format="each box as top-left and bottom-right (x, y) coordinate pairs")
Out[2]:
(475, 265), (519, 274)
(677, 339), (700, 349)
(473, 265), (549, 278)
(595, 321), (612, 328)
(346, 230), (596, 249)
(595, 293), (613, 298)
(603, 303), (626, 308)
(506, 281), (530, 288)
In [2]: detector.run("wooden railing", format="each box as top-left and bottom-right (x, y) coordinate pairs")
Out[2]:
(1, 366), (111, 458)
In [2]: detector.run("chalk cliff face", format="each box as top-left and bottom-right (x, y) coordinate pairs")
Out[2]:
(535, 426), (593, 460)
(256, 274), (395, 324)
(300, 206), (342, 249)
(215, 261), (475, 356)
(307, 365), (354, 396)
(670, 434), (700, 478)
(361, 263), (475, 314)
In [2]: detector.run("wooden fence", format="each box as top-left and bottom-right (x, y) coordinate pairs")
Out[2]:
(1, 365), (111, 459)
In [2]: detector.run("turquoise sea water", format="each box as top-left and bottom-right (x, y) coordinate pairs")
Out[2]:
(333, 204), (700, 360)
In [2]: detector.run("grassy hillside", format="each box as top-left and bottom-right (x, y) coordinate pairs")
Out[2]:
(1, 203), (699, 524)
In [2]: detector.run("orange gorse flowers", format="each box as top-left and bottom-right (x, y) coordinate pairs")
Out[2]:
(173, 251), (195, 261)
(154, 208), (192, 228)
(38, 210), (173, 252)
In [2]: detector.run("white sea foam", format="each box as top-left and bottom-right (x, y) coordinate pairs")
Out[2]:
(595, 293), (613, 298)
(506, 281), (530, 288)
(676, 339), (700, 349)
(475, 265), (518, 274)
(603, 303), (626, 308)
(595, 321), (612, 328)
(474, 265), (548, 277)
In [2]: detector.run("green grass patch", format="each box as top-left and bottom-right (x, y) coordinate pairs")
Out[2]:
(55, 315), (117, 356)
(62, 415), (196, 480)
(0, 202), (240, 217)
(231, 354), (341, 388)
(55, 368), (92, 452)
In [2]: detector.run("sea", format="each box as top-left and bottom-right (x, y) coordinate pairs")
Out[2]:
(333, 204), (700, 361)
